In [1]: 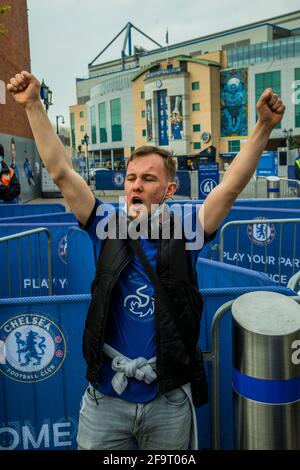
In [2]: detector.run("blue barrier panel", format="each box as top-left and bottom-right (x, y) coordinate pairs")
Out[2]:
(65, 227), (95, 294)
(0, 295), (89, 450)
(0, 204), (66, 219)
(232, 198), (300, 209)
(197, 257), (276, 289)
(95, 170), (191, 197)
(0, 223), (77, 298)
(166, 201), (300, 285)
(95, 170), (126, 190)
(174, 171), (191, 197)
(214, 206), (300, 286)
(0, 212), (76, 224)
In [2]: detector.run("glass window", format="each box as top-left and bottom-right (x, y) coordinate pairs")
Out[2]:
(255, 71), (281, 128)
(192, 103), (200, 111)
(295, 37), (300, 56)
(80, 125), (84, 132)
(193, 124), (201, 132)
(192, 81), (200, 90)
(110, 98), (122, 142)
(98, 102), (108, 143)
(141, 110), (146, 118)
(142, 129), (147, 137)
(80, 111), (84, 118)
(70, 113), (75, 148)
(141, 91), (145, 99)
(193, 142), (201, 150)
(228, 140), (240, 152)
(90, 105), (97, 144)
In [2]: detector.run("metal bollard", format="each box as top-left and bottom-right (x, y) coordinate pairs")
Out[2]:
(266, 176), (280, 198)
(232, 291), (300, 449)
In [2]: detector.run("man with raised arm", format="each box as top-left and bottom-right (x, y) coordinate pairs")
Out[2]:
(8, 71), (285, 451)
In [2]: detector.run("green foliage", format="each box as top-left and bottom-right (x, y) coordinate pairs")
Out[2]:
(0, 4), (11, 35)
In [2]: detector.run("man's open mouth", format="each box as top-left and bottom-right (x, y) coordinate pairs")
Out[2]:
(131, 196), (144, 209)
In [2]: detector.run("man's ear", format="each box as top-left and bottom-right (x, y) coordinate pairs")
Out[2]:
(165, 181), (177, 200)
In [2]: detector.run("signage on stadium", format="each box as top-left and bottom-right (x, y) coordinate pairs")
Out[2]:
(145, 67), (184, 79)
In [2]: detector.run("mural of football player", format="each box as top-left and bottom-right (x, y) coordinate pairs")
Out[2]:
(23, 151), (36, 186)
(221, 71), (248, 136)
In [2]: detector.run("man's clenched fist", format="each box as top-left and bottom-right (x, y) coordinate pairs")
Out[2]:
(7, 71), (41, 108)
(256, 88), (286, 130)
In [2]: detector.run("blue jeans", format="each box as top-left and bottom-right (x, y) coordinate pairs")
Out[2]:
(77, 385), (192, 450)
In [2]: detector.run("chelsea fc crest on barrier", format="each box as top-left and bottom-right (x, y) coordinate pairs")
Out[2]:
(0, 314), (66, 383)
(247, 217), (275, 246)
(113, 172), (125, 187)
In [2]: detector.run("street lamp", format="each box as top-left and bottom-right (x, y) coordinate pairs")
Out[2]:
(56, 115), (65, 135)
(83, 133), (90, 185)
(40, 79), (53, 113)
(283, 128), (293, 148)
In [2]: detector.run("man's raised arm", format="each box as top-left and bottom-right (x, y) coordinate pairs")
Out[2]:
(201, 88), (286, 236)
(7, 71), (95, 225)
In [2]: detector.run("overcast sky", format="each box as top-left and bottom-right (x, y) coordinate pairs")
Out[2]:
(27, 0), (300, 126)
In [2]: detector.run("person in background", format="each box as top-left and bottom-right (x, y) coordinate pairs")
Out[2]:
(0, 143), (21, 204)
(295, 149), (300, 181)
(10, 137), (20, 180)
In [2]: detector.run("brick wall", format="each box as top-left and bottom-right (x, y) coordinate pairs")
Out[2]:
(0, 0), (33, 139)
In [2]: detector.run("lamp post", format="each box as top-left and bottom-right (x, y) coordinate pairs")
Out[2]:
(56, 115), (65, 135)
(83, 133), (90, 185)
(283, 128), (293, 149)
(40, 79), (53, 113)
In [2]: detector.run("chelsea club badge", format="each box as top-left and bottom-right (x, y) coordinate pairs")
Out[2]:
(0, 314), (66, 383)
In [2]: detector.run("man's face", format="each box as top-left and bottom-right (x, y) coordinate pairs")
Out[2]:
(125, 153), (173, 220)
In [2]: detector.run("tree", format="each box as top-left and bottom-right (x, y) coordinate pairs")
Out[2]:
(0, 5), (11, 35)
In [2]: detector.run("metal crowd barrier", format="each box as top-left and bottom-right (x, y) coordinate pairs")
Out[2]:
(218, 218), (300, 283)
(279, 177), (300, 198)
(219, 173), (300, 199)
(0, 228), (53, 298)
(207, 293), (300, 449)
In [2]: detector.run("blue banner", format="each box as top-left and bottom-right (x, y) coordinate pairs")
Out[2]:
(95, 170), (126, 190)
(157, 90), (169, 146)
(0, 203), (65, 219)
(198, 163), (219, 199)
